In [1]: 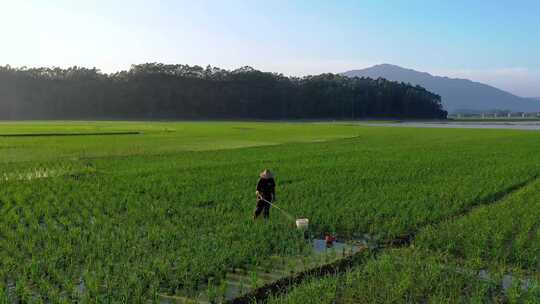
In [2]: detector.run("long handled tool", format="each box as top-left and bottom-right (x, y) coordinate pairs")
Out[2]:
(259, 197), (309, 230)
(259, 197), (295, 221)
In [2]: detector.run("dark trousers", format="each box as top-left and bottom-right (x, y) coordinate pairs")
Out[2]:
(254, 199), (270, 219)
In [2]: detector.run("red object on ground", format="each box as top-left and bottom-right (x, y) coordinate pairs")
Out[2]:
(325, 234), (335, 246)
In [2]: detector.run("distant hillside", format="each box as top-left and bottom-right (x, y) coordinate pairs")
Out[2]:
(342, 64), (540, 113)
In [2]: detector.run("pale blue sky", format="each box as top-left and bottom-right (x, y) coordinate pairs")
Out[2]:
(1, 0), (539, 96)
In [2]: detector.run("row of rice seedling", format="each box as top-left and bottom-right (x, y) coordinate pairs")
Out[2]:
(266, 249), (540, 304)
(0, 161), (96, 182)
(416, 178), (540, 274)
(1, 124), (540, 302)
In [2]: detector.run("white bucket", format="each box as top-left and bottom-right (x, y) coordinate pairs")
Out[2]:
(295, 218), (309, 230)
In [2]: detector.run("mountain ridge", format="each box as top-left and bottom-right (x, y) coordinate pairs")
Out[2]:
(342, 64), (540, 113)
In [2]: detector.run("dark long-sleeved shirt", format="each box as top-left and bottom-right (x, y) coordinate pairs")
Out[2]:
(256, 178), (275, 200)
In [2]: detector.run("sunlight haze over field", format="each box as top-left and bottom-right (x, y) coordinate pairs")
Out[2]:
(1, 0), (539, 96)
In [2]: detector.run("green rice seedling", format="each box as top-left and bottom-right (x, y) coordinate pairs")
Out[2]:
(286, 259), (296, 275)
(249, 270), (260, 289)
(217, 279), (228, 303)
(206, 278), (218, 304)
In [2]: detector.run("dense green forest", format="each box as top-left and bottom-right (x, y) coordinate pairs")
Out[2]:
(0, 64), (447, 120)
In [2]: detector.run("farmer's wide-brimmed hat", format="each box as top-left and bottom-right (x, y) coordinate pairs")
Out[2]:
(259, 169), (273, 179)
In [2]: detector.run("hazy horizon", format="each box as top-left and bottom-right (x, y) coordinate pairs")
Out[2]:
(1, 0), (539, 97)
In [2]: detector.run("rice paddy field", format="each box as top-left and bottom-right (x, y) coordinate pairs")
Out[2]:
(1, 121), (540, 303)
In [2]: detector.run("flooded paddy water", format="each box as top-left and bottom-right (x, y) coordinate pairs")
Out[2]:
(159, 237), (370, 304)
(364, 121), (540, 131)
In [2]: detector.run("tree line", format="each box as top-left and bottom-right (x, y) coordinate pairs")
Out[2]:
(0, 63), (447, 120)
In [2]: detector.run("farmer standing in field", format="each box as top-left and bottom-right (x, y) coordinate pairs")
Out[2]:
(253, 169), (276, 219)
